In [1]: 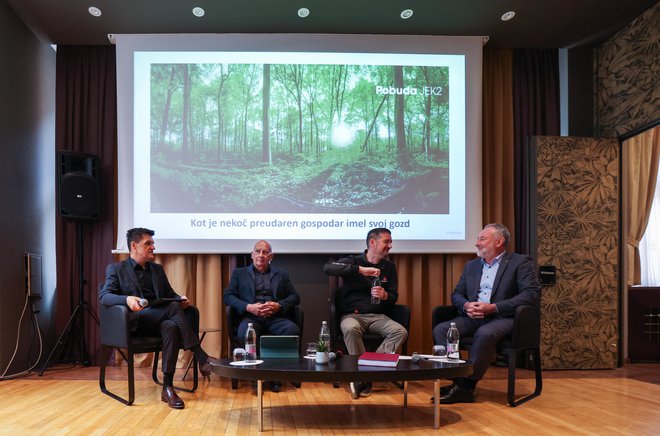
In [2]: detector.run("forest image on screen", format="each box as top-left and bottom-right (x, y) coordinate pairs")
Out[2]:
(149, 63), (450, 215)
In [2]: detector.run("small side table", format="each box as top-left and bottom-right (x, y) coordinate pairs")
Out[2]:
(182, 327), (222, 380)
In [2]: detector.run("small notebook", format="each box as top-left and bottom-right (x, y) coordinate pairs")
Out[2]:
(259, 335), (300, 358)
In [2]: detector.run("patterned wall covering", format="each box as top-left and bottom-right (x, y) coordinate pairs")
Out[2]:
(594, 2), (660, 138)
(534, 136), (619, 369)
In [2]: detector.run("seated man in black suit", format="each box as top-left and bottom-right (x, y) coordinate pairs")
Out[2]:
(432, 223), (541, 404)
(223, 240), (301, 392)
(100, 227), (219, 409)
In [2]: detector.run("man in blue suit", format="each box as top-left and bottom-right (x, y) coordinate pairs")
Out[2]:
(100, 227), (218, 409)
(432, 223), (541, 404)
(223, 240), (301, 391)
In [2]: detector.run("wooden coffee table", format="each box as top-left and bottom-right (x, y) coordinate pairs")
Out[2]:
(211, 355), (473, 431)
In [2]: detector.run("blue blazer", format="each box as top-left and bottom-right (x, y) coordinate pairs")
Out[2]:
(100, 259), (179, 306)
(223, 265), (300, 316)
(451, 252), (540, 317)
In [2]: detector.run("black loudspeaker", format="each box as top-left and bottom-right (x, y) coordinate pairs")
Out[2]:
(57, 151), (101, 221)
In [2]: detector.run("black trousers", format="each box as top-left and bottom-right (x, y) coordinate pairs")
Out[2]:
(432, 315), (513, 388)
(132, 302), (200, 374)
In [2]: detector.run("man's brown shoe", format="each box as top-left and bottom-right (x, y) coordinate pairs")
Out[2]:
(161, 386), (185, 409)
(199, 356), (220, 377)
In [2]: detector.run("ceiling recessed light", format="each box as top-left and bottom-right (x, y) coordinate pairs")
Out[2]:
(88, 6), (102, 17)
(400, 9), (413, 19)
(501, 11), (515, 21)
(192, 7), (205, 17)
(298, 8), (310, 18)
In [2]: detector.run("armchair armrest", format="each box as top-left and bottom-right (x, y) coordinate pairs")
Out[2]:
(389, 304), (410, 331)
(432, 305), (458, 328)
(329, 287), (342, 349)
(99, 304), (131, 348)
(510, 305), (540, 349)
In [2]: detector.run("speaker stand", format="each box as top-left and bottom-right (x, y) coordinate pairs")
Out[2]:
(39, 221), (99, 375)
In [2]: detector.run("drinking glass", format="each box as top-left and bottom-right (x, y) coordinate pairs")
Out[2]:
(371, 276), (381, 304)
(233, 347), (246, 362)
(432, 345), (446, 358)
(306, 342), (317, 357)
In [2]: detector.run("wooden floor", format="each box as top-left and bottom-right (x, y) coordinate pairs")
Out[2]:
(1, 363), (659, 435)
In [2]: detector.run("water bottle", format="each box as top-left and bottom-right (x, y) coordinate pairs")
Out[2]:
(446, 321), (460, 361)
(245, 322), (257, 363)
(319, 320), (331, 351)
(370, 277), (381, 304)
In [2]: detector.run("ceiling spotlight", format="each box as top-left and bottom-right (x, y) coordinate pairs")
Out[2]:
(88, 6), (102, 17)
(400, 9), (414, 19)
(298, 8), (310, 18)
(501, 11), (515, 21)
(192, 7), (205, 17)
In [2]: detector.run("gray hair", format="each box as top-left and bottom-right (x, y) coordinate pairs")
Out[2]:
(484, 223), (510, 248)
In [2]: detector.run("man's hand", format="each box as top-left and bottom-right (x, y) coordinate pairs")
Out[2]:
(370, 286), (388, 301)
(261, 301), (281, 317)
(359, 266), (380, 277)
(179, 295), (190, 309)
(463, 301), (497, 318)
(246, 302), (281, 318)
(126, 296), (143, 312)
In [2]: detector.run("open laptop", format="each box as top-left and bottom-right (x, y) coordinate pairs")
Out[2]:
(259, 335), (300, 358)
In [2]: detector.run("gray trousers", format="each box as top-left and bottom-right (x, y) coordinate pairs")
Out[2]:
(340, 313), (408, 355)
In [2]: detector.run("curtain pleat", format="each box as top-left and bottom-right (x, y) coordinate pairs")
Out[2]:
(55, 46), (116, 366)
(624, 125), (660, 284)
(483, 48), (516, 248)
(512, 49), (560, 254)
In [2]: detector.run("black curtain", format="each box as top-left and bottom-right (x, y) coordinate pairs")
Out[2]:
(512, 49), (560, 255)
(54, 45), (116, 365)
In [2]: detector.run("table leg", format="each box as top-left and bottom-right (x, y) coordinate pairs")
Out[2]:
(433, 379), (440, 429)
(258, 379), (264, 432)
(403, 381), (408, 408)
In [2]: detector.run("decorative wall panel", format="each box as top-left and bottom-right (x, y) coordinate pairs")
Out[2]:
(595, 2), (659, 138)
(532, 136), (619, 369)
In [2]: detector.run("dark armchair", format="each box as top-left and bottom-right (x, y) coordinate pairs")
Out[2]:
(99, 304), (199, 405)
(225, 305), (304, 389)
(330, 287), (410, 355)
(432, 304), (542, 407)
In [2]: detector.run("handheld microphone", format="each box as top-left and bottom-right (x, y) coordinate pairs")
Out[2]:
(138, 298), (149, 308)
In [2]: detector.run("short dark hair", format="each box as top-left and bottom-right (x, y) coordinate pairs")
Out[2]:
(126, 227), (154, 250)
(366, 227), (391, 248)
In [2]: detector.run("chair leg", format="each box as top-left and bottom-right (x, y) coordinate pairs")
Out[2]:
(152, 350), (198, 393)
(507, 348), (542, 407)
(99, 345), (134, 406)
(507, 350), (517, 406)
(231, 378), (238, 390)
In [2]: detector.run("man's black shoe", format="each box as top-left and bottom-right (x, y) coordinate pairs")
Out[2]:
(439, 385), (474, 404)
(291, 381), (302, 388)
(360, 382), (372, 397)
(429, 384), (456, 403)
(269, 381), (282, 393)
(350, 382), (372, 399)
(161, 386), (185, 409)
(199, 356), (220, 377)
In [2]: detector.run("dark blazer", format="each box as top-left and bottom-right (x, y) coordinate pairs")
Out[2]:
(100, 259), (179, 307)
(223, 265), (300, 316)
(451, 252), (540, 317)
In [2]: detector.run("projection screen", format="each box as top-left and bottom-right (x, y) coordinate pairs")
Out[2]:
(115, 34), (483, 253)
